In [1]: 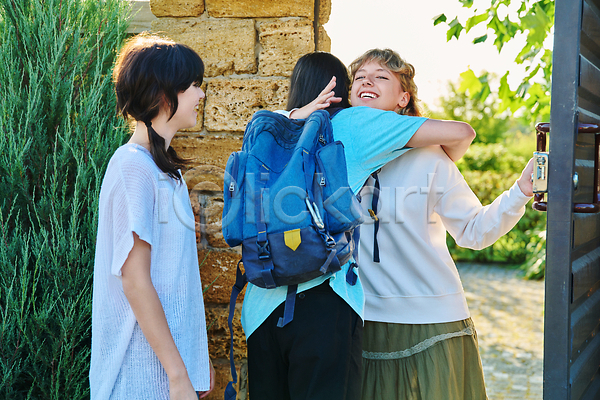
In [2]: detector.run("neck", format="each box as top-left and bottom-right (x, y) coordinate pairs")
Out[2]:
(129, 115), (176, 151)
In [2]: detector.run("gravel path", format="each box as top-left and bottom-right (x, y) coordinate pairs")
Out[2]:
(457, 263), (545, 400)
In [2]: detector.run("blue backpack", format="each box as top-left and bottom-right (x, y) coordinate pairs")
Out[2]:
(222, 109), (363, 399)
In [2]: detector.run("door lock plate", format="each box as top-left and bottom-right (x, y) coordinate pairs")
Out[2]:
(533, 151), (549, 193)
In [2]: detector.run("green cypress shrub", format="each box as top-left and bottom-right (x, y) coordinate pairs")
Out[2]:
(0, 0), (130, 398)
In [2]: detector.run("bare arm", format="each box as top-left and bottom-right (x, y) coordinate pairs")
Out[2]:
(406, 119), (476, 161)
(289, 80), (475, 161)
(122, 233), (200, 400)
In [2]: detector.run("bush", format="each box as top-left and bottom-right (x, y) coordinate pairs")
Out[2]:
(0, 0), (130, 398)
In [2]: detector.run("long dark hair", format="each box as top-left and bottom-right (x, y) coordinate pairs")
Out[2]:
(287, 52), (351, 111)
(113, 33), (204, 180)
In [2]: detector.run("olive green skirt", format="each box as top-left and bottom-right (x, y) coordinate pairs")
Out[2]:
(361, 318), (487, 400)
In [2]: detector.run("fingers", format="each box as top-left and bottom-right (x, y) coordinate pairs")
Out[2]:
(523, 157), (535, 175)
(318, 91), (337, 104)
(210, 360), (216, 391)
(319, 76), (337, 97)
(518, 157), (535, 197)
(315, 97), (341, 110)
(314, 77), (341, 110)
(311, 90), (339, 110)
(526, 157), (535, 185)
(197, 360), (216, 398)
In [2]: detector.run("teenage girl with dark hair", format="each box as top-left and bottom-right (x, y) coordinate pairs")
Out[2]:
(90, 33), (214, 400)
(242, 51), (477, 400)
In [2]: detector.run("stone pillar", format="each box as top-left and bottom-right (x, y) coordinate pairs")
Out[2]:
(145, 1), (332, 398)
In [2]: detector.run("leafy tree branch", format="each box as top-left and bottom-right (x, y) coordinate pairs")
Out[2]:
(434, 0), (554, 122)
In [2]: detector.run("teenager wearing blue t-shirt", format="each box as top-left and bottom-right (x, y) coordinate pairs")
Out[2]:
(242, 51), (476, 400)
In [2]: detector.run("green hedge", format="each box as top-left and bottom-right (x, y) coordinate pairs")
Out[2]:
(0, 0), (130, 398)
(447, 143), (547, 279)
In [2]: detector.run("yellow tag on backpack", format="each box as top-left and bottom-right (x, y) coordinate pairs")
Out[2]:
(284, 229), (301, 251)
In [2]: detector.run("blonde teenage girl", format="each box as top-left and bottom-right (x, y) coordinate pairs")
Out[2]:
(351, 49), (533, 400)
(90, 34), (215, 400)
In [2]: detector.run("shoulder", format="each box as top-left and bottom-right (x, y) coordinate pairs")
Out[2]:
(109, 144), (155, 171)
(335, 107), (425, 122)
(412, 146), (465, 186)
(112, 144), (155, 168)
(411, 145), (453, 162)
(387, 146), (452, 164)
(335, 106), (397, 122)
(104, 144), (159, 189)
(384, 146), (459, 178)
(333, 107), (427, 137)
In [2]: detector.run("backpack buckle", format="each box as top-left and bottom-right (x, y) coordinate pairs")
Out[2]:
(325, 235), (336, 248)
(368, 208), (379, 222)
(305, 198), (325, 230)
(256, 240), (271, 260)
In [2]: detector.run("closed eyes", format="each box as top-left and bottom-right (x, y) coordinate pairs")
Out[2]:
(354, 75), (389, 81)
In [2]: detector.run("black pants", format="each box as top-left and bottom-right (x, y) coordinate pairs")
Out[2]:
(247, 282), (363, 400)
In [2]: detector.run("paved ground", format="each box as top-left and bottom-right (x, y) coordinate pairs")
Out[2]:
(457, 263), (545, 400)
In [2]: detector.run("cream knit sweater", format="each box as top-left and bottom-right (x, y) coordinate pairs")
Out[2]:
(359, 146), (532, 324)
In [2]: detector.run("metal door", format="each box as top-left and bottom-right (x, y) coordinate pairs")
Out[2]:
(543, 0), (600, 398)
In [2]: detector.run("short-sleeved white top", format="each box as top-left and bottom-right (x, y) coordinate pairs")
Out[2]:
(90, 143), (210, 399)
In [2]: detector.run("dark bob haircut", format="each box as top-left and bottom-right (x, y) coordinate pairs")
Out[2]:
(113, 33), (204, 180)
(287, 52), (351, 111)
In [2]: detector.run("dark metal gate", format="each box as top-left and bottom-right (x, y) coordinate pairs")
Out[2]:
(543, 0), (600, 398)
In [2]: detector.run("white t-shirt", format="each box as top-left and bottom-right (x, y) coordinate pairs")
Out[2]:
(90, 143), (210, 399)
(359, 146), (532, 324)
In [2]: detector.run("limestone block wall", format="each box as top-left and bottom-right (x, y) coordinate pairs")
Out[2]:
(145, 1), (332, 398)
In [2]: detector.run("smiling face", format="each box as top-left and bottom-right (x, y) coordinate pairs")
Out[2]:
(350, 61), (410, 112)
(171, 83), (205, 130)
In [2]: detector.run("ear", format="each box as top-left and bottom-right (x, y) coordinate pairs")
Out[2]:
(398, 91), (410, 108)
(159, 94), (175, 118)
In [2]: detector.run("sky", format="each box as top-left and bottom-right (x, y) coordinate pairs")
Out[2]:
(324, 0), (531, 110)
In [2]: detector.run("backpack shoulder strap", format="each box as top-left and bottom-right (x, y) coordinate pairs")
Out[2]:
(367, 170), (381, 263)
(225, 261), (247, 400)
(242, 110), (302, 152)
(327, 106), (345, 119)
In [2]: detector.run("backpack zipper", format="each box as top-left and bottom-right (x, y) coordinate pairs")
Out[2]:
(228, 152), (240, 196)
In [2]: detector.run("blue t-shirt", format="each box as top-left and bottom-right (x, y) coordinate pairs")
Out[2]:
(241, 106), (427, 337)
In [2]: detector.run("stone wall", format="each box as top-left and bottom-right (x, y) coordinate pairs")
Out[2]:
(143, 1), (332, 398)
